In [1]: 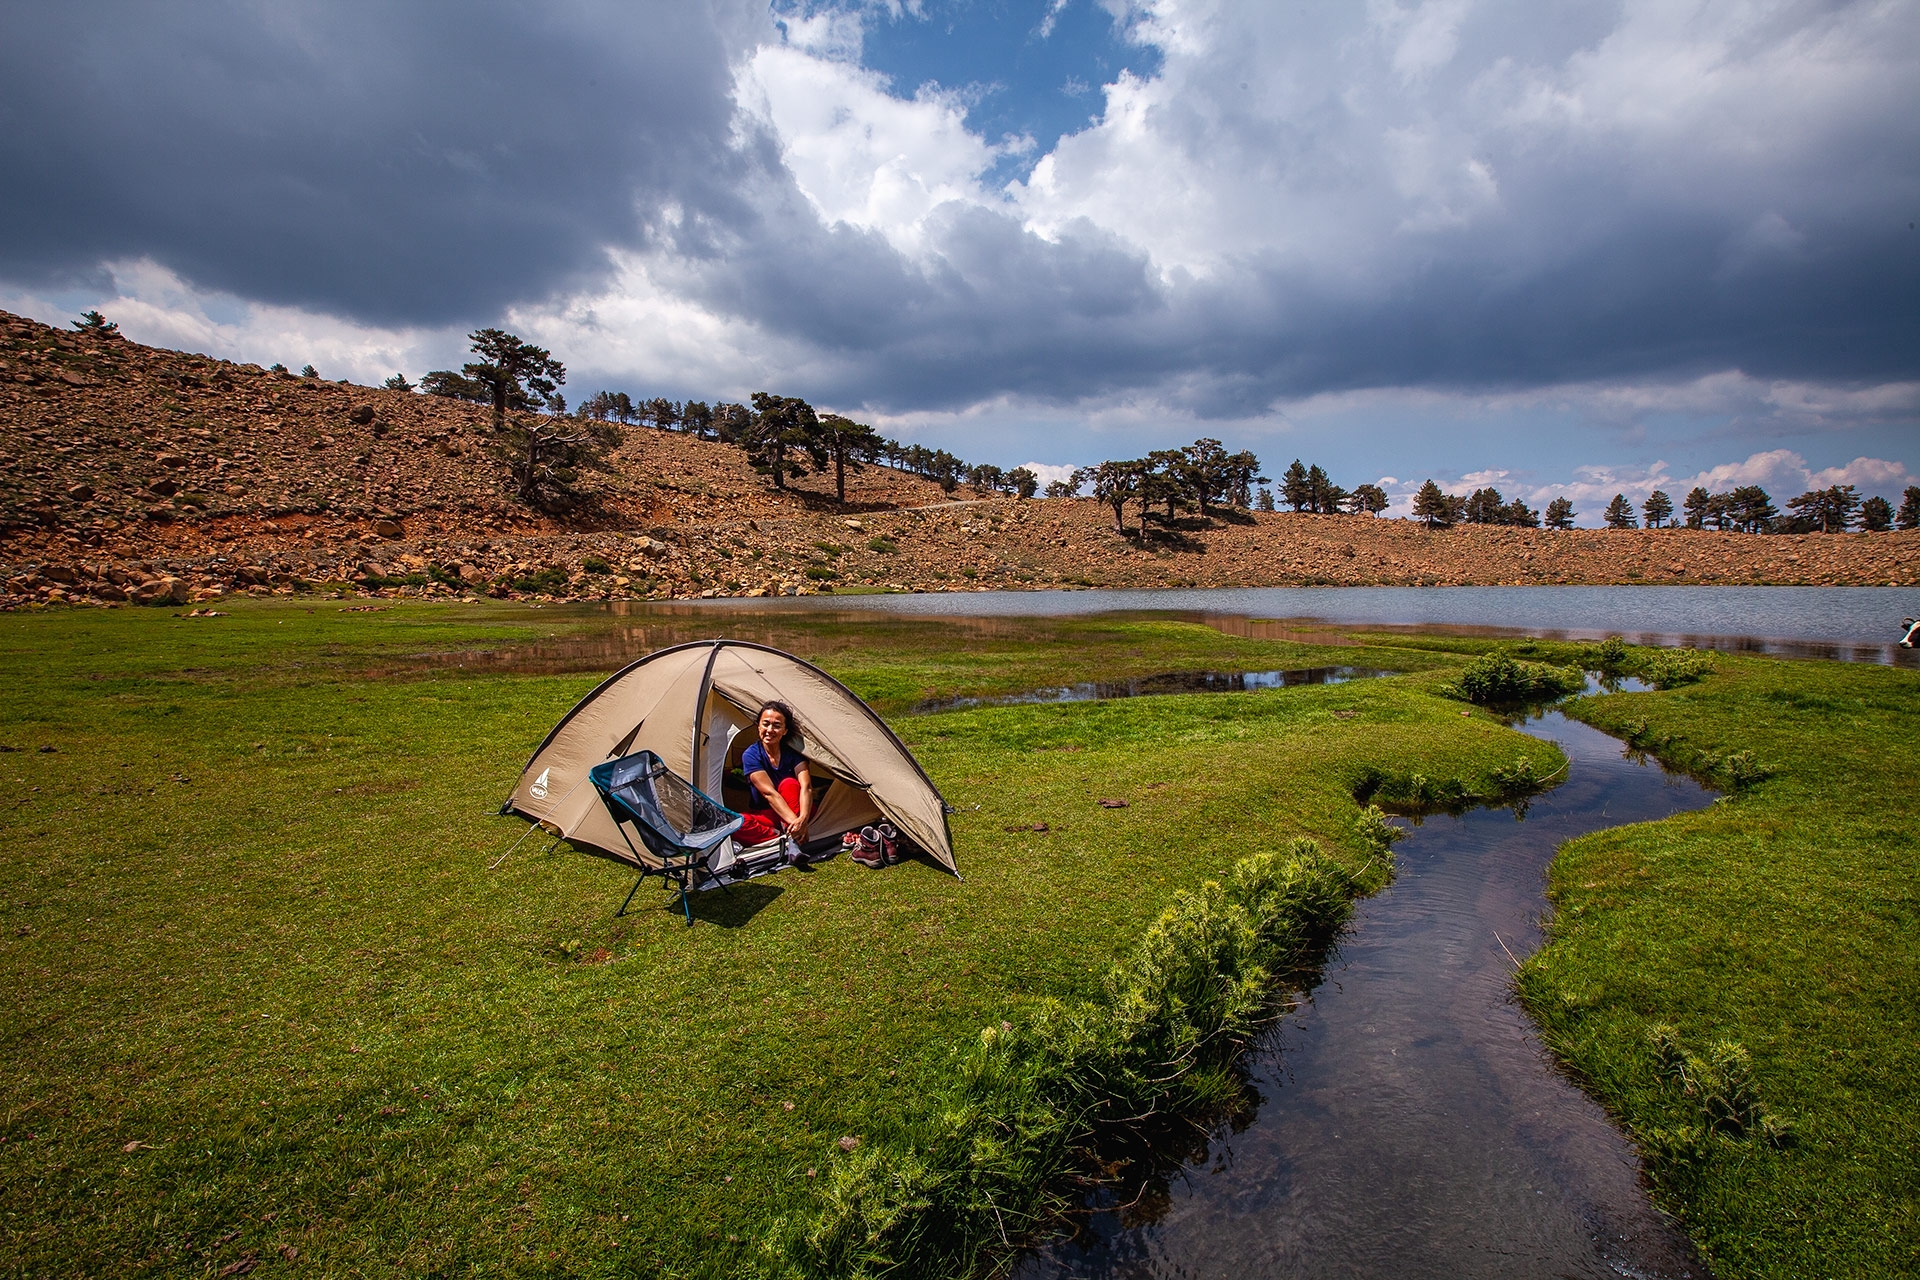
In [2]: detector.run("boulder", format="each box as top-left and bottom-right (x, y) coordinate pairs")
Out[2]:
(131, 576), (188, 606)
(147, 478), (179, 497)
(347, 404), (376, 425)
(41, 564), (77, 584)
(372, 518), (404, 539)
(66, 483), (93, 501)
(356, 561), (390, 581)
(456, 562), (487, 585)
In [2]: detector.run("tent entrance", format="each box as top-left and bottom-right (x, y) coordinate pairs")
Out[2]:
(705, 693), (886, 853)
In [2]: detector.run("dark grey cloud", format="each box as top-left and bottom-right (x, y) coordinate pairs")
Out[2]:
(0, 1), (755, 325)
(4, 0), (1915, 434)
(636, 0), (1920, 419)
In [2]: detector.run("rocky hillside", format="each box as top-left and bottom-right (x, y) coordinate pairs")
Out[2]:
(2, 308), (1915, 608)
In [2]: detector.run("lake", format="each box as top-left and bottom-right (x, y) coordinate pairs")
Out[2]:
(695, 584), (1918, 664)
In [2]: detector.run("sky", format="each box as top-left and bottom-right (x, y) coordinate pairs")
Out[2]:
(1, 0), (1915, 523)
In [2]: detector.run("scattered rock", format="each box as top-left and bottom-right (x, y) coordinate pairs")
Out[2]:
(1097, 798), (1129, 809)
(130, 576), (188, 606)
(372, 518), (404, 539)
(347, 404), (376, 425)
(146, 478), (179, 497)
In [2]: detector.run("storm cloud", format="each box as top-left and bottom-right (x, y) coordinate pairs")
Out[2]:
(0, 0), (758, 325)
(1, 0), (1915, 495)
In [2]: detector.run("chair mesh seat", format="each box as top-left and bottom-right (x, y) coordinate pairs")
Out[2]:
(592, 751), (741, 860)
(588, 751), (758, 923)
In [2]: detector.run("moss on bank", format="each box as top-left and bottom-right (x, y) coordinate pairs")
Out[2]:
(1523, 654), (1920, 1279)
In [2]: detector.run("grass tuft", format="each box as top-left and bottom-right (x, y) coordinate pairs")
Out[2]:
(1446, 649), (1585, 705)
(779, 840), (1360, 1279)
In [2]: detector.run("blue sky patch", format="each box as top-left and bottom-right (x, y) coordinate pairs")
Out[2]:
(852, 0), (1161, 181)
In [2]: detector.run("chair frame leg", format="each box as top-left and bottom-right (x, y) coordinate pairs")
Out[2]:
(616, 873), (645, 918)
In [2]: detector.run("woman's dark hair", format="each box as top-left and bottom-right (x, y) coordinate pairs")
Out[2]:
(755, 700), (799, 736)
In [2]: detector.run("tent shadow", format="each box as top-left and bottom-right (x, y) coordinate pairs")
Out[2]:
(677, 880), (785, 928)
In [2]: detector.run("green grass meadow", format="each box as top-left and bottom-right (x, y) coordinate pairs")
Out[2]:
(0, 601), (1549, 1277)
(0, 601), (1913, 1277)
(1525, 653), (1920, 1279)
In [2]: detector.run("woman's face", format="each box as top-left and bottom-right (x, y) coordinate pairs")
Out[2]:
(757, 709), (787, 752)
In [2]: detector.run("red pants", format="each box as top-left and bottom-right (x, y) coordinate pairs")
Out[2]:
(737, 778), (802, 845)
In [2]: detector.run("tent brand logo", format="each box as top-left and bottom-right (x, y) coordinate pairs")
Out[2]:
(530, 768), (551, 801)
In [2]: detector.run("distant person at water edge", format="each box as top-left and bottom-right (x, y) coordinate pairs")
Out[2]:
(738, 701), (812, 846)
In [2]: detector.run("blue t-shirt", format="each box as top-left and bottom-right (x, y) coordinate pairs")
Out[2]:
(740, 740), (804, 809)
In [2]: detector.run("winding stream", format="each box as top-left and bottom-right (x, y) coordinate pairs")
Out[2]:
(1013, 704), (1715, 1280)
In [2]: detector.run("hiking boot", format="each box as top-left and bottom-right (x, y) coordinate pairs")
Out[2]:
(850, 825), (885, 868)
(876, 821), (902, 865)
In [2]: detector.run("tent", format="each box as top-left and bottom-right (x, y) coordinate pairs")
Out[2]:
(503, 640), (957, 875)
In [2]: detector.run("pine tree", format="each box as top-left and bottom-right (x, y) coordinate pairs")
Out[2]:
(1898, 485), (1920, 531)
(1603, 494), (1637, 529)
(1642, 489), (1674, 528)
(744, 393), (825, 490)
(680, 401), (715, 439)
(71, 309), (119, 336)
(1142, 449), (1189, 524)
(1412, 480), (1453, 528)
(383, 374), (413, 392)
(1859, 495), (1893, 531)
(1088, 460), (1147, 534)
(1006, 467), (1039, 500)
(1544, 497), (1575, 529)
(1348, 483), (1389, 515)
(1786, 485), (1860, 533)
(1503, 498), (1540, 528)
(818, 414), (881, 503)
(1730, 486), (1775, 532)
(1463, 487), (1505, 524)
(1683, 486), (1711, 529)
(428, 329), (565, 420)
(1223, 450), (1265, 508)
(489, 413), (619, 512)
(1280, 460), (1313, 512)
(1255, 486), (1276, 512)
(1304, 463), (1334, 513)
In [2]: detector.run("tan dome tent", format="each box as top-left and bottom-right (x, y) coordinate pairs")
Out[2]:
(504, 640), (956, 879)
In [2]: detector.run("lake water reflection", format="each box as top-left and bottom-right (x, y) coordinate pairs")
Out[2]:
(697, 584), (1919, 665)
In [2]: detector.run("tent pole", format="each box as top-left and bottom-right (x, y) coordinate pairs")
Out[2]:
(616, 873), (645, 918)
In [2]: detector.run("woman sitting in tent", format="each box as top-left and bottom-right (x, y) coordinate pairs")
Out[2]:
(737, 702), (813, 847)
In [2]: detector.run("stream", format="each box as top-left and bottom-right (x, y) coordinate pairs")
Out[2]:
(1012, 701), (1716, 1280)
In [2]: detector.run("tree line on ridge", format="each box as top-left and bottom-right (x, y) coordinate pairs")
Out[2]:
(378, 328), (1919, 533)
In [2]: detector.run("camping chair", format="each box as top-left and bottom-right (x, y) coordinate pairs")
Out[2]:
(588, 751), (785, 924)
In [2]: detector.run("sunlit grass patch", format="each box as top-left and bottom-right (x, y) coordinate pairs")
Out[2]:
(0, 600), (1552, 1277)
(1526, 654), (1920, 1279)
